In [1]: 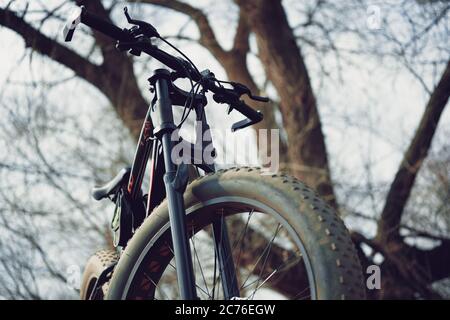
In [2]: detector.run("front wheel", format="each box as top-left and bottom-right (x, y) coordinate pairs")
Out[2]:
(106, 167), (365, 300)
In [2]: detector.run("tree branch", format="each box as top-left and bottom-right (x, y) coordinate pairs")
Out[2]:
(377, 59), (450, 243)
(352, 230), (450, 298)
(74, 0), (128, 71)
(0, 5), (150, 139)
(0, 7), (104, 90)
(232, 10), (250, 54)
(136, 0), (226, 57)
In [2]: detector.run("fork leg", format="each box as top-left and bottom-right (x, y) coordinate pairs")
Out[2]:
(153, 69), (197, 300)
(212, 216), (240, 299)
(194, 105), (240, 299)
(161, 133), (197, 300)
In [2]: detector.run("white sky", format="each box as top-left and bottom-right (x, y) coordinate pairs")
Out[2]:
(0, 0), (449, 237)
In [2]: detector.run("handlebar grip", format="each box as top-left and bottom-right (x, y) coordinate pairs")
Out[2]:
(233, 100), (263, 122)
(81, 9), (131, 41)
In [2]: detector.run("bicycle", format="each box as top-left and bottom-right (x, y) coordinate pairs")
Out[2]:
(63, 6), (365, 300)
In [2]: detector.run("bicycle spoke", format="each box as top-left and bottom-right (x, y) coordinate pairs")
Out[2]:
(211, 226), (218, 300)
(141, 205), (315, 301)
(293, 286), (311, 300)
(143, 272), (169, 300)
(234, 210), (255, 272)
(249, 224), (281, 299)
(209, 210), (255, 298)
(240, 223), (281, 292)
(190, 227), (211, 298)
(241, 252), (302, 291)
(164, 243), (212, 298)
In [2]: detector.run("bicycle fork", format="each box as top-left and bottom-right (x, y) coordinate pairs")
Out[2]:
(150, 69), (239, 299)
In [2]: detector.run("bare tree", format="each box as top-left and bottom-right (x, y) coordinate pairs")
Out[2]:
(1, 0), (449, 299)
(0, 83), (133, 298)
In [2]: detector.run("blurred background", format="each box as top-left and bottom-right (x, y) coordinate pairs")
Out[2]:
(0, 0), (449, 299)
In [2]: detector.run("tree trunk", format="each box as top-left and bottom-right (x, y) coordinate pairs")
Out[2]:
(220, 51), (288, 164)
(235, 0), (336, 206)
(138, 0), (287, 161)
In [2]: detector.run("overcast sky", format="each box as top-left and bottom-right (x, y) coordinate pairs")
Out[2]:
(1, 0), (449, 237)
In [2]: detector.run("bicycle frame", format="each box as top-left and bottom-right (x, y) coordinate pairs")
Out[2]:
(124, 69), (239, 299)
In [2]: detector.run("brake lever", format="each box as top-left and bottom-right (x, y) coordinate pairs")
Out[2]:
(231, 118), (254, 132)
(231, 110), (263, 132)
(229, 82), (250, 96)
(229, 82), (269, 103)
(123, 7), (159, 38)
(248, 94), (269, 103)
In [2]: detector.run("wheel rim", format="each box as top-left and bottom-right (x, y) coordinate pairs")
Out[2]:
(85, 277), (102, 300)
(120, 196), (317, 300)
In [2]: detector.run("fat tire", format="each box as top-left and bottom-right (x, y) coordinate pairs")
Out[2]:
(106, 167), (365, 300)
(80, 249), (119, 300)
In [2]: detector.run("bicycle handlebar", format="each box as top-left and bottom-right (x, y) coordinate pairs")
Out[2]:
(66, 6), (264, 130)
(80, 8), (197, 79)
(81, 9), (132, 41)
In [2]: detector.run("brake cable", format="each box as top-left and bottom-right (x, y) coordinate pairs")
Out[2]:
(158, 36), (201, 79)
(177, 82), (202, 128)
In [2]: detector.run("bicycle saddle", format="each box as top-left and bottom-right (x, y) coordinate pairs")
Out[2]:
(91, 167), (131, 200)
